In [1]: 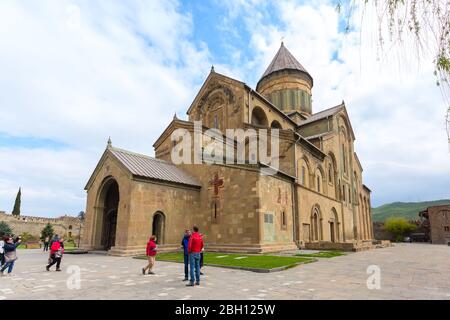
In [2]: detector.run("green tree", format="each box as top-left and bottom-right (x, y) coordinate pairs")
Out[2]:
(12, 187), (21, 216)
(40, 223), (54, 241)
(0, 221), (13, 238)
(384, 217), (417, 242)
(20, 232), (33, 243)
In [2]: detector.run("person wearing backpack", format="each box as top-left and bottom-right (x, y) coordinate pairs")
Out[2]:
(50, 234), (59, 247)
(0, 236), (21, 276)
(46, 238), (64, 271)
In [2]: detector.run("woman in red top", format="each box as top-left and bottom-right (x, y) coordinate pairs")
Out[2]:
(46, 238), (64, 272)
(142, 235), (157, 275)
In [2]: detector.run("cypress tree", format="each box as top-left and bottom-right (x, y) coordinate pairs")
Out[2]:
(12, 187), (21, 216)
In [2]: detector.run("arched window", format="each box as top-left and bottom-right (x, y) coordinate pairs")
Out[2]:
(342, 144), (347, 174)
(270, 120), (282, 129)
(315, 169), (323, 193)
(328, 163), (333, 184)
(251, 107), (268, 127)
(299, 158), (310, 188)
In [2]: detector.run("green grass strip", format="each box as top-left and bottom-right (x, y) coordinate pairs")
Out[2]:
(136, 252), (314, 270)
(294, 251), (345, 258)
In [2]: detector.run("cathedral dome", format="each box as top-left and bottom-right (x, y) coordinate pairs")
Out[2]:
(256, 43), (313, 116)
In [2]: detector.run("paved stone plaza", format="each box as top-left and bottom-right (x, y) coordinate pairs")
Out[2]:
(0, 244), (449, 300)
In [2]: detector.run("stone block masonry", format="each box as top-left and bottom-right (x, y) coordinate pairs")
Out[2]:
(0, 211), (83, 240)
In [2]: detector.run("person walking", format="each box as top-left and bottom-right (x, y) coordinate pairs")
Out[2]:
(46, 238), (64, 271)
(0, 236), (21, 276)
(142, 235), (157, 275)
(181, 229), (191, 281)
(186, 226), (204, 287)
(50, 234), (59, 247)
(43, 236), (50, 252)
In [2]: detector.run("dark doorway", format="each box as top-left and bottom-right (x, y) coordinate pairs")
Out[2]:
(152, 212), (165, 245)
(330, 222), (335, 243)
(101, 180), (119, 250)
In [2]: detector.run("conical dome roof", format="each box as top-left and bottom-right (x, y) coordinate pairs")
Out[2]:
(257, 42), (313, 87)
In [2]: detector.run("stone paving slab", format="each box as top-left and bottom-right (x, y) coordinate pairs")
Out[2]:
(0, 243), (449, 300)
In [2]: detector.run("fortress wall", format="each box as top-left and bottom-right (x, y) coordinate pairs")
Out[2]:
(0, 212), (83, 239)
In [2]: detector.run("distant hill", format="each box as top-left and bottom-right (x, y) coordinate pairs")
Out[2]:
(372, 199), (450, 222)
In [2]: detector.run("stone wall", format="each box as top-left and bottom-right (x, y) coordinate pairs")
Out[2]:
(373, 222), (394, 241)
(0, 211), (83, 240)
(428, 205), (450, 244)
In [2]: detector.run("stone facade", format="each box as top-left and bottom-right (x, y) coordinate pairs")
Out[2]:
(82, 43), (374, 256)
(420, 204), (450, 244)
(0, 211), (82, 240)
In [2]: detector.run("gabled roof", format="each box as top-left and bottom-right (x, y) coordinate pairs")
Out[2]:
(298, 102), (356, 140)
(110, 147), (201, 187)
(185, 69), (298, 128)
(186, 69), (245, 115)
(258, 42), (313, 85)
(85, 146), (201, 190)
(299, 103), (344, 126)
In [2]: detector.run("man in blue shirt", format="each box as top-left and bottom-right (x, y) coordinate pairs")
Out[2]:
(181, 229), (191, 281)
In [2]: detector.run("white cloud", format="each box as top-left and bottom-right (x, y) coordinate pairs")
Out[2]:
(216, 0), (450, 205)
(0, 0), (213, 216)
(0, 0), (448, 216)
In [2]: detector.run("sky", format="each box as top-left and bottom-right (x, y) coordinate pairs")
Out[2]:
(0, 0), (449, 217)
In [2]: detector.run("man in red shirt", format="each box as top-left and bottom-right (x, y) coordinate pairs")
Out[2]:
(142, 235), (157, 275)
(186, 226), (204, 286)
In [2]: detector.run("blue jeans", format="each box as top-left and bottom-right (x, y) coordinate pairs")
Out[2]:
(189, 252), (201, 284)
(183, 254), (189, 279)
(1, 260), (15, 273)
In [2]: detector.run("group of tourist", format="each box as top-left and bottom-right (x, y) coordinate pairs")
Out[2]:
(0, 235), (22, 276)
(1, 229), (205, 281)
(142, 226), (205, 286)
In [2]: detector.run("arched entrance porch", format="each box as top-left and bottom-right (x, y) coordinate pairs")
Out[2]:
(95, 177), (119, 251)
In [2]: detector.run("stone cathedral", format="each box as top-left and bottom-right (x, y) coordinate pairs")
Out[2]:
(81, 43), (374, 256)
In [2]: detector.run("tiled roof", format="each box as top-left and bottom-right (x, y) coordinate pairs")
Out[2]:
(259, 42), (312, 81)
(299, 104), (344, 126)
(109, 147), (201, 188)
